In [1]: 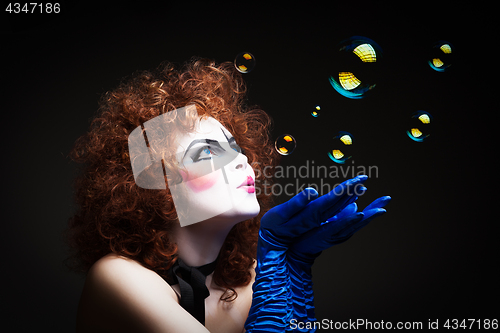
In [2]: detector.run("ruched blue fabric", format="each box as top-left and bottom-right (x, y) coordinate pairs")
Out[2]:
(245, 176), (391, 333)
(288, 256), (316, 332)
(286, 195), (391, 331)
(244, 230), (292, 332)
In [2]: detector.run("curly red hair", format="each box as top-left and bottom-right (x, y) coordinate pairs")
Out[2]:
(67, 58), (280, 300)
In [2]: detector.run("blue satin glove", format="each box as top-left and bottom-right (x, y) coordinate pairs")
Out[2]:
(290, 195), (392, 263)
(245, 175), (368, 332)
(244, 230), (292, 332)
(287, 193), (391, 331)
(259, 175), (369, 247)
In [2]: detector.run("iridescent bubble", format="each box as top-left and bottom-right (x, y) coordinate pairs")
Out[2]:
(428, 41), (454, 72)
(406, 111), (433, 142)
(234, 52), (256, 73)
(329, 36), (382, 99)
(311, 105), (320, 117)
(328, 131), (354, 163)
(275, 134), (296, 155)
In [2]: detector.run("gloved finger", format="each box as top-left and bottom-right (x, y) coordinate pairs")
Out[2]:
(305, 175), (367, 221)
(343, 208), (386, 236)
(326, 211), (365, 236)
(316, 212), (365, 247)
(289, 189), (358, 235)
(363, 196), (391, 211)
(363, 207), (387, 220)
(318, 186), (366, 222)
(291, 177), (367, 232)
(276, 187), (319, 221)
(325, 202), (358, 223)
(292, 212), (364, 254)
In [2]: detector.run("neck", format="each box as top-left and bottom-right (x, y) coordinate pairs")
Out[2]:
(173, 217), (236, 267)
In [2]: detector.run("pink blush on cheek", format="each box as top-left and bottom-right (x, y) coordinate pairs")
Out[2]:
(180, 169), (219, 193)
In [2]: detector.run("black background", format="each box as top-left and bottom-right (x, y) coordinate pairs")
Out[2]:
(2, 2), (497, 331)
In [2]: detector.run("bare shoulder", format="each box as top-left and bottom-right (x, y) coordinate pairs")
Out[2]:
(86, 253), (176, 297)
(76, 253), (208, 333)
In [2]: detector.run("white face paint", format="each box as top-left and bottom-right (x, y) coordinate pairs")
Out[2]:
(128, 105), (260, 227)
(172, 116), (260, 227)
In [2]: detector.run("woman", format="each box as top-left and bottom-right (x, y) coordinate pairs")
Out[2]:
(68, 58), (390, 332)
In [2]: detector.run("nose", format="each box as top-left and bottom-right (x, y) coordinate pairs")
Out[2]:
(233, 152), (248, 171)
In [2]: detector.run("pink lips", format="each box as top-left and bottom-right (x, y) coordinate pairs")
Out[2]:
(238, 176), (255, 193)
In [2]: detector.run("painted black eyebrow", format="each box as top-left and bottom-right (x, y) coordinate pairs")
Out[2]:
(181, 127), (235, 160)
(221, 128), (236, 144)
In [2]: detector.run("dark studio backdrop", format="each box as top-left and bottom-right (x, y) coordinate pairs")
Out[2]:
(2, 2), (497, 331)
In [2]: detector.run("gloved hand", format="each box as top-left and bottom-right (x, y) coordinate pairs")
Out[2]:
(245, 175), (369, 332)
(289, 195), (392, 264)
(259, 175), (369, 247)
(287, 193), (391, 331)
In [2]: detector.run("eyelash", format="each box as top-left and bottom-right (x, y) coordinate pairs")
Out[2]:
(230, 142), (245, 155)
(193, 146), (218, 162)
(236, 146), (245, 155)
(192, 143), (245, 162)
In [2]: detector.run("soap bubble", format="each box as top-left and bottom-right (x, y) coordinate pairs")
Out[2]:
(234, 52), (256, 73)
(406, 111), (433, 142)
(428, 41), (454, 72)
(328, 131), (354, 163)
(311, 105), (320, 117)
(275, 134), (296, 155)
(329, 36), (382, 99)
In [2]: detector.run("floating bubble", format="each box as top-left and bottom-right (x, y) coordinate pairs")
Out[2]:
(406, 111), (433, 142)
(329, 36), (382, 99)
(428, 41), (454, 72)
(275, 134), (296, 155)
(234, 52), (256, 73)
(328, 131), (354, 164)
(311, 105), (320, 117)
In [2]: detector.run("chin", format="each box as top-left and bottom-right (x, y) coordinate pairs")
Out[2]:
(236, 208), (261, 222)
(217, 200), (260, 225)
